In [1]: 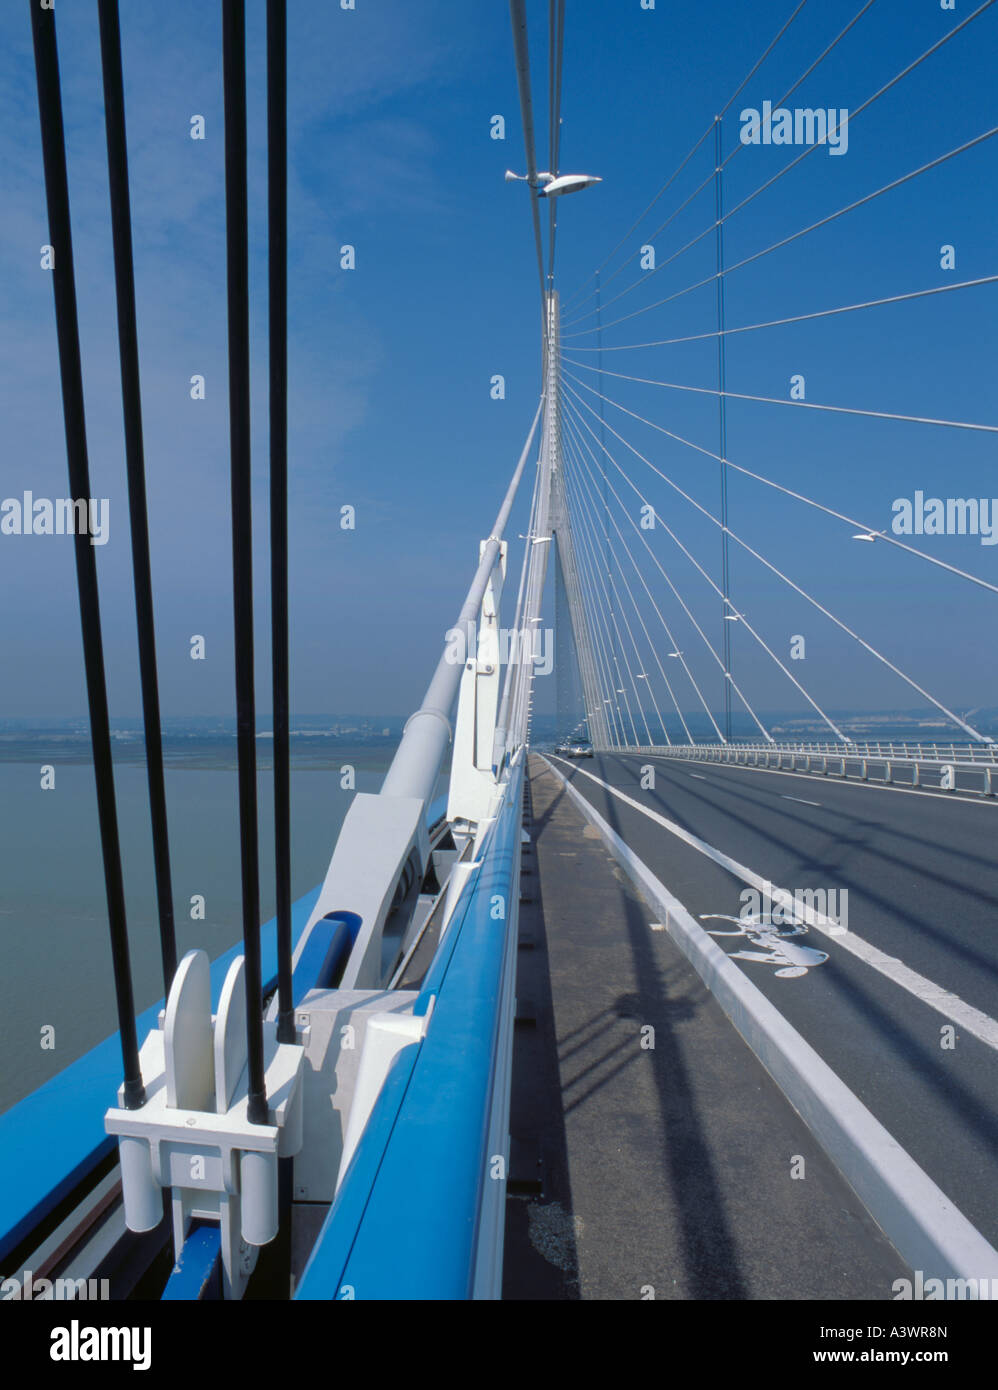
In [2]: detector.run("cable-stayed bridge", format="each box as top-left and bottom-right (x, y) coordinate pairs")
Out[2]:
(1, 0), (997, 1320)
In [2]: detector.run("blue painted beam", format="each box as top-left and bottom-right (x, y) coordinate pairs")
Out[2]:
(0, 886), (320, 1267)
(161, 1221), (222, 1300)
(291, 913), (357, 1005)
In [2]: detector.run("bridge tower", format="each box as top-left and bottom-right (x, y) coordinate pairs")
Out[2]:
(543, 291), (610, 750)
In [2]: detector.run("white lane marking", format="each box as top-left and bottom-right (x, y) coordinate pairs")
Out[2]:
(542, 756), (998, 1281)
(689, 773), (707, 780)
(551, 756), (998, 1052)
(781, 794), (822, 807)
(645, 754), (998, 808)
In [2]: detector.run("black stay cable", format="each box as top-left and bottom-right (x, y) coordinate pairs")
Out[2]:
(30, 1), (145, 1109)
(222, 0), (268, 1127)
(97, 0), (178, 998)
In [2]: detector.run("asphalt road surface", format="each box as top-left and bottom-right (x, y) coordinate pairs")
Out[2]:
(548, 751), (998, 1252)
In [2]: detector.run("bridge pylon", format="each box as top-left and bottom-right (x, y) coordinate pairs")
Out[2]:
(543, 291), (610, 751)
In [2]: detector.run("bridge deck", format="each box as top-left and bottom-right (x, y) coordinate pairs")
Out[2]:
(503, 754), (908, 1299)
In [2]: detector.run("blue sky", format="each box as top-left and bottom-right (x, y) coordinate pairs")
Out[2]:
(1, 0), (995, 728)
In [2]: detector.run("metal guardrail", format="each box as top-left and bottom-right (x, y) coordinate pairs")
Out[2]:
(631, 743), (998, 796)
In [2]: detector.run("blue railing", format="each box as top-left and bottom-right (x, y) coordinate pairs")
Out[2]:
(296, 758), (524, 1300)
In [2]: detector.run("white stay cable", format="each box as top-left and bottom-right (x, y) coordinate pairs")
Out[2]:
(564, 431), (679, 745)
(562, 400), (732, 741)
(566, 467), (629, 747)
(564, 276), (998, 355)
(566, 402), (847, 743)
(563, 453), (651, 745)
(566, 126), (998, 338)
(561, 366), (998, 598)
(562, 376), (991, 743)
(562, 0), (814, 315)
(563, 389), (775, 742)
(567, 444), (675, 746)
(562, 413), (695, 743)
(562, 354), (998, 436)
(564, 1), (996, 330)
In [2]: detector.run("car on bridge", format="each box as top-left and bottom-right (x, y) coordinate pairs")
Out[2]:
(565, 739), (594, 758)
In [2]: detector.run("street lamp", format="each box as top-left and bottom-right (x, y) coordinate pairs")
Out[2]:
(505, 169), (602, 198)
(539, 173), (602, 197)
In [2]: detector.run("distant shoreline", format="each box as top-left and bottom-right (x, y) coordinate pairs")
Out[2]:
(0, 735), (403, 772)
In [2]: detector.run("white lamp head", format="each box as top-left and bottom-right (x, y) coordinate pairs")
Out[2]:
(537, 173), (602, 198)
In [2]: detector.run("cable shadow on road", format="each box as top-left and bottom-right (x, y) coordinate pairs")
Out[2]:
(541, 757), (751, 1298)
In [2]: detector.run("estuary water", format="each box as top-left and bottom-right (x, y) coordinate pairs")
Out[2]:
(0, 748), (393, 1114)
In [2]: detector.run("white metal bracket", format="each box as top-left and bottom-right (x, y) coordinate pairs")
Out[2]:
(448, 539), (507, 825)
(105, 949), (306, 1300)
